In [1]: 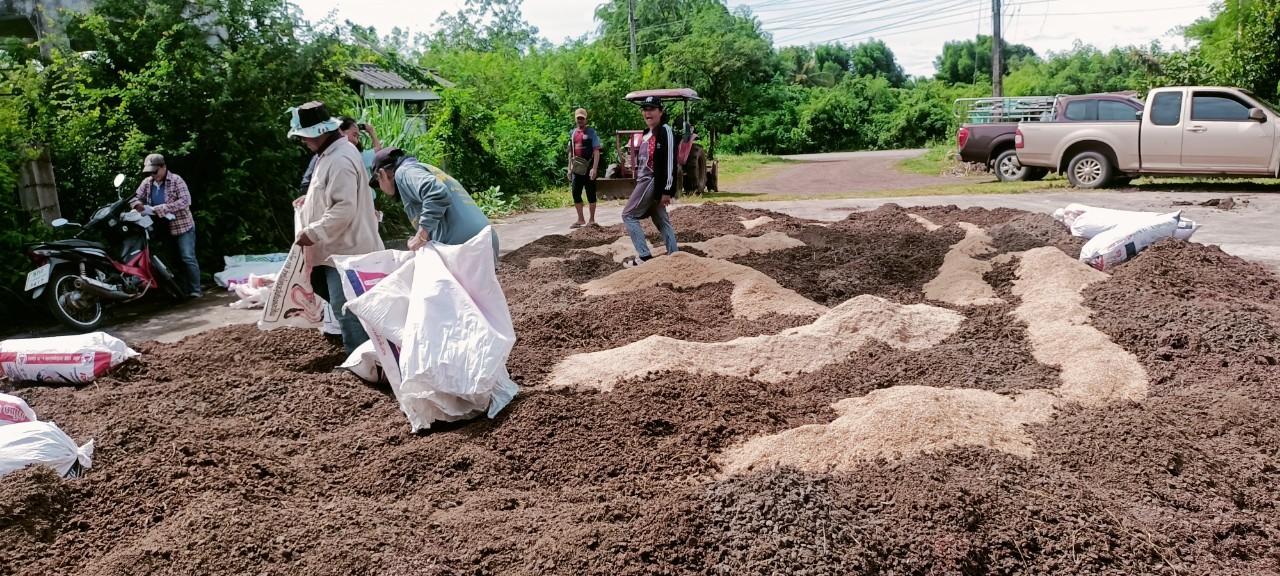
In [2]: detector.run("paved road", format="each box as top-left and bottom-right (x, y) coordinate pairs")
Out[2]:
(779, 149), (929, 162)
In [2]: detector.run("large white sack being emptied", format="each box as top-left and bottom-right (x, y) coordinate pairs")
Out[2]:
(0, 421), (94, 478)
(0, 393), (37, 426)
(0, 332), (139, 384)
(1080, 211), (1181, 271)
(338, 228), (517, 432)
(1067, 204), (1162, 239)
(398, 229), (518, 430)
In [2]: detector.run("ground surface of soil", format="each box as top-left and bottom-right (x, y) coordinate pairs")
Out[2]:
(3, 203), (1278, 575)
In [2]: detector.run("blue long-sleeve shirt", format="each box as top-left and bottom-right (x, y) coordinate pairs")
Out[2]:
(394, 158), (496, 251)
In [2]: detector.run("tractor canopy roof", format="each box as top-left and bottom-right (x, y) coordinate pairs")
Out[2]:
(624, 88), (701, 102)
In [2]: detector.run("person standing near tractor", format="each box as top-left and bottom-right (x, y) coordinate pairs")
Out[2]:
(566, 107), (601, 228)
(620, 96), (678, 268)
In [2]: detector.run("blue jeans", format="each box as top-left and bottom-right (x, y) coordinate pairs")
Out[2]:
(313, 265), (370, 354)
(173, 228), (202, 295)
(623, 204), (678, 259)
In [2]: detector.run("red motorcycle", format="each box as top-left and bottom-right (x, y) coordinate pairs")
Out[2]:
(23, 174), (184, 331)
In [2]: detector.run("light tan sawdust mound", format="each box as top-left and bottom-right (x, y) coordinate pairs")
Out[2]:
(528, 257), (562, 270)
(579, 232), (803, 262)
(740, 216), (775, 230)
(907, 213), (942, 231)
(581, 252), (827, 320)
(1011, 247), (1149, 405)
(548, 295), (965, 391)
(721, 387), (1057, 473)
(923, 222), (1003, 306)
(716, 247), (1151, 472)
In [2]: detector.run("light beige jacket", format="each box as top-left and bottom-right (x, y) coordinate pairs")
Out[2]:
(299, 138), (384, 266)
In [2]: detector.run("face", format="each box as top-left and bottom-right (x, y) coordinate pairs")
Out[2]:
(376, 169), (397, 196)
(301, 135), (325, 153)
(641, 106), (662, 127)
(341, 125), (360, 146)
(150, 167), (167, 182)
(575, 115), (587, 129)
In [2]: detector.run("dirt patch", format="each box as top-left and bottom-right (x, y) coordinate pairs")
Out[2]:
(582, 252), (827, 320)
(725, 153), (978, 197)
(548, 296), (964, 391)
(3, 207), (1279, 575)
(989, 211), (1087, 255)
(732, 205), (965, 305)
(923, 222), (1003, 306)
(577, 231), (804, 262)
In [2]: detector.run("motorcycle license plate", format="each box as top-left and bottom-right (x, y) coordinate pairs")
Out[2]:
(24, 264), (51, 291)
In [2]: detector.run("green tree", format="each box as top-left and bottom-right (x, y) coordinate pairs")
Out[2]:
(934, 35), (1036, 85)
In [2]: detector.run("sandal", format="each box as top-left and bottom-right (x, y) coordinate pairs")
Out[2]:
(570, 222), (585, 229)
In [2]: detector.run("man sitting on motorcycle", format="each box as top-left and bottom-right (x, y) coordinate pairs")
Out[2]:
(130, 153), (202, 298)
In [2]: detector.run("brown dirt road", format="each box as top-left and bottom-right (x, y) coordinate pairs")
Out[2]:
(725, 150), (984, 197)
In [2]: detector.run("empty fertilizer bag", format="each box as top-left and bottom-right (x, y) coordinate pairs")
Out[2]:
(258, 244), (325, 330)
(336, 227), (517, 431)
(0, 421), (94, 478)
(0, 393), (37, 426)
(1080, 211), (1181, 271)
(0, 333), (139, 384)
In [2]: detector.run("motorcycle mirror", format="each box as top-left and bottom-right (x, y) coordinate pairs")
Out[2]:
(113, 173), (126, 188)
(51, 218), (69, 227)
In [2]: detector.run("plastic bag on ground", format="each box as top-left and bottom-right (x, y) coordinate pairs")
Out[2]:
(0, 421), (94, 478)
(1173, 218), (1200, 241)
(339, 340), (381, 383)
(1067, 204), (1162, 239)
(0, 332), (139, 384)
(0, 393), (37, 426)
(1080, 211), (1181, 271)
(258, 244), (324, 330)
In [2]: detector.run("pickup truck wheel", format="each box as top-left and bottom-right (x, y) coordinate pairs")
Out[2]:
(993, 149), (1030, 182)
(1066, 151), (1113, 189)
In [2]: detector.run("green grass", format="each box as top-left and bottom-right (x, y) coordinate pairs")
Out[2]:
(715, 153), (798, 184)
(898, 143), (959, 176)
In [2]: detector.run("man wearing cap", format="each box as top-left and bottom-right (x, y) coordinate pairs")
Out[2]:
(566, 108), (601, 228)
(288, 101), (385, 353)
(370, 147), (498, 260)
(131, 154), (202, 298)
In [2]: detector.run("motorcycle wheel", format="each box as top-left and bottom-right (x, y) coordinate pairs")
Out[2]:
(45, 267), (104, 332)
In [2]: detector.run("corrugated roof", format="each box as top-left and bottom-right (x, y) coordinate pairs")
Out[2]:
(346, 63), (414, 90)
(345, 63), (455, 90)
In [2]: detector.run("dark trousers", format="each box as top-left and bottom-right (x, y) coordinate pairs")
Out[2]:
(310, 265), (370, 354)
(571, 172), (597, 204)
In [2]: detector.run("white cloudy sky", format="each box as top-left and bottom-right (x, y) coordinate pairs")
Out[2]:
(292, 0), (1220, 77)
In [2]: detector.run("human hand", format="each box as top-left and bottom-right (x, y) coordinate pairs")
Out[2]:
(566, 169), (572, 182)
(589, 168), (597, 180)
(293, 196), (305, 209)
(295, 230), (315, 247)
(407, 229), (430, 251)
(362, 123), (377, 137)
(133, 202), (145, 213)
(661, 195), (673, 207)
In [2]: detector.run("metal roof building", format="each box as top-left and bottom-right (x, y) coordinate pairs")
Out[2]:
(345, 63), (452, 105)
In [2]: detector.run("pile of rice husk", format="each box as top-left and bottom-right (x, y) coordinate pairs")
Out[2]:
(2, 204), (1277, 575)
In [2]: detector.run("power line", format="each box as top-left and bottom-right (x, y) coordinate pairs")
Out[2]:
(773, 0), (974, 41)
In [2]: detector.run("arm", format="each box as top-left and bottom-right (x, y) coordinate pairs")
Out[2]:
(654, 125), (675, 196)
(131, 180), (149, 206)
(566, 130), (575, 180)
(156, 175), (192, 216)
(397, 163), (451, 242)
(364, 124), (383, 152)
(301, 157), (360, 245)
(590, 129), (602, 180)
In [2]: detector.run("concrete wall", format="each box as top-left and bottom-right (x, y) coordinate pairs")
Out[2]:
(0, 0), (92, 43)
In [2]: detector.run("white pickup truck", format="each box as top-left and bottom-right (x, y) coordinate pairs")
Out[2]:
(1015, 86), (1280, 188)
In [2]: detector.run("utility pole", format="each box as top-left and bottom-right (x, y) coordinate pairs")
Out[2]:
(992, 0), (1003, 97)
(628, 0), (638, 71)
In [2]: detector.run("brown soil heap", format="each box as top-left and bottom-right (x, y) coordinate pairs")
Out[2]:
(2, 204), (1278, 576)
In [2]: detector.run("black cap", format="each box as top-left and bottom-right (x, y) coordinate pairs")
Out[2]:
(635, 95), (664, 109)
(369, 147), (406, 187)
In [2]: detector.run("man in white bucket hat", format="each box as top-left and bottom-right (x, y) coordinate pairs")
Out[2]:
(288, 101), (384, 353)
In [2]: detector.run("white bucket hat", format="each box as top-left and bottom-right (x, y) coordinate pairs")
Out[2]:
(287, 101), (341, 138)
